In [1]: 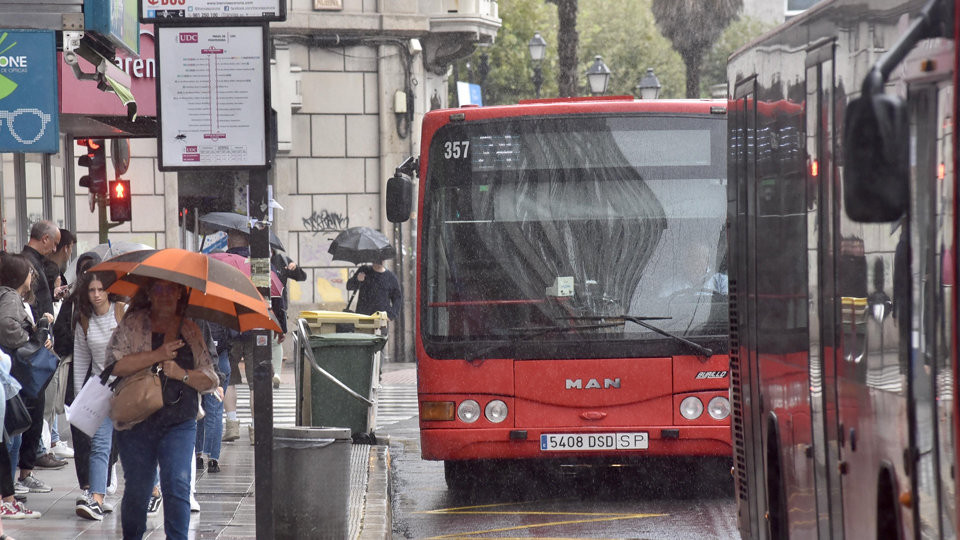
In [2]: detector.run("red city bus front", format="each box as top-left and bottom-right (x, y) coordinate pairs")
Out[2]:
(412, 98), (732, 476)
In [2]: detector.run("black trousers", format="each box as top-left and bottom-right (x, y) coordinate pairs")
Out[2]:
(71, 424), (91, 489)
(18, 391), (44, 471)
(0, 438), (14, 497)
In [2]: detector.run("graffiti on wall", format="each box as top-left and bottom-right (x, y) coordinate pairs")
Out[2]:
(303, 210), (348, 235)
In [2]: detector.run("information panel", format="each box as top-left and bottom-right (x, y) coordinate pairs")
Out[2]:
(156, 25), (267, 170)
(140, 0), (284, 23)
(0, 30), (59, 153)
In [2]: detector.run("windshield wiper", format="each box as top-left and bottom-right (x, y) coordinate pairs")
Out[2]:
(464, 321), (624, 363)
(559, 315), (714, 359)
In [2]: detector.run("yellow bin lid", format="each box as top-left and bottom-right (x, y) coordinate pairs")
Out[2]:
(299, 310), (388, 328)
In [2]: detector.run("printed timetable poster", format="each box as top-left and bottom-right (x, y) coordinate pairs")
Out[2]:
(0, 30), (59, 153)
(156, 26), (268, 170)
(140, 0), (284, 22)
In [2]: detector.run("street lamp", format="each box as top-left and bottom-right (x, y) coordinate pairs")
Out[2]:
(585, 55), (611, 96)
(528, 32), (547, 98)
(636, 67), (662, 99)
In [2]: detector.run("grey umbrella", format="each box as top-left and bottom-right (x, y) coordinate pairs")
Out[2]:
(198, 211), (285, 251)
(328, 227), (396, 264)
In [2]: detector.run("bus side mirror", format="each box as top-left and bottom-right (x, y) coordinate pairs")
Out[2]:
(386, 173), (413, 223)
(842, 93), (909, 222)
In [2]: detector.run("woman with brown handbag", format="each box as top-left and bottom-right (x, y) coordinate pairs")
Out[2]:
(105, 279), (218, 540)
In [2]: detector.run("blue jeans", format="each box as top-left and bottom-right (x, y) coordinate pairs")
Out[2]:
(196, 350), (229, 460)
(117, 418), (196, 540)
(88, 416), (113, 495)
(6, 434), (20, 484)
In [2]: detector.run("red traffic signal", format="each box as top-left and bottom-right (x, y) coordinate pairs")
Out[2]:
(77, 138), (107, 194)
(108, 179), (131, 222)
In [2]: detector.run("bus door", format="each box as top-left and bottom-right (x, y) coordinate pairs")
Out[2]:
(906, 79), (955, 538)
(806, 46), (846, 538)
(730, 78), (767, 540)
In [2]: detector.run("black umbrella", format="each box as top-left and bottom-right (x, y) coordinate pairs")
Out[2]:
(198, 211), (285, 251)
(328, 227), (396, 264)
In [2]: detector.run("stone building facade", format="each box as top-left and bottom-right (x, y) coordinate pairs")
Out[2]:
(0, 0), (501, 363)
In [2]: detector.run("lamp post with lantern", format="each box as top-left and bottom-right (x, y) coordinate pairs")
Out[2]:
(585, 55), (611, 96)
(636, 67), (662, 99)
(528, 32), (547, 98)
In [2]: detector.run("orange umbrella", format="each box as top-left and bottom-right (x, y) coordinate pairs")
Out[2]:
(89, 248), (281, 333)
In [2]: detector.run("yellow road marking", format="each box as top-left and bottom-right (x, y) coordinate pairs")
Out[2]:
(428, 513), (665, 538)
(417, 501), (666, 538)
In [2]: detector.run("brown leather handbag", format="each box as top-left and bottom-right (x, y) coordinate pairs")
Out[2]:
(110, 364), (164, 430)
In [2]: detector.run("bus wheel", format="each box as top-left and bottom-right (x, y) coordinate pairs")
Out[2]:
(444, 460), (483, 491)
(766, 430), (789, 540)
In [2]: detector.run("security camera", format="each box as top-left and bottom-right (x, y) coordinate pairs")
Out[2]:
(408, 39), (422, 56)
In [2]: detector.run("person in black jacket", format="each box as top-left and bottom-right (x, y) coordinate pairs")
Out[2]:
(346, 260), (402, 332)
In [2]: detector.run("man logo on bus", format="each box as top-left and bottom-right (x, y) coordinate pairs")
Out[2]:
(565, 378), (621, 390)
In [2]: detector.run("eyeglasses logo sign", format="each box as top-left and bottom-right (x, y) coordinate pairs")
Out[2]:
(0, 30), (58, 153)
(0, 33), (21, 100)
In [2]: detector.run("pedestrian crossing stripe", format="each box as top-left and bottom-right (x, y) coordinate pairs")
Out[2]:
(234, 384), (418, 429)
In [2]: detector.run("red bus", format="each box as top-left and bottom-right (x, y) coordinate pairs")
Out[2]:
(387, 97), (732, 488)
(727, 0), (957, 537)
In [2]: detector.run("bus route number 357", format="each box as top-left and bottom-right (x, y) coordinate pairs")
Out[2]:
(540, 432), (649, 451)
(443, 140), (469, 159)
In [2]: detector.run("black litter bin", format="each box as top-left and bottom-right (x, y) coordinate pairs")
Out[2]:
(273, 426), (352, 539)
(303, 333), (387, 439)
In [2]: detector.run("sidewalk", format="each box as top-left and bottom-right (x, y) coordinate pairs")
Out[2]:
(0, 360), (413, 539)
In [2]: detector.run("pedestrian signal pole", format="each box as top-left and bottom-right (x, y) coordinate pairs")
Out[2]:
(249, 167), (274, 540)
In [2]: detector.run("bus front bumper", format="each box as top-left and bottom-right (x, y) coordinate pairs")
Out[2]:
(420, 426), (732, 461)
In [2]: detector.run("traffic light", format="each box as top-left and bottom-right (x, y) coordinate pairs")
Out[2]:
(109, 179), (131, 222)
(77, 138), (107, 194)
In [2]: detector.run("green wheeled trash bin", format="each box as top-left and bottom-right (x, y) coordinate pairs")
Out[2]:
(301, 331), (387, 440)
(273, 426), (352, 539)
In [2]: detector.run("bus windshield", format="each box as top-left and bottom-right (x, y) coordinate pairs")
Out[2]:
(421, 113), (727, 359)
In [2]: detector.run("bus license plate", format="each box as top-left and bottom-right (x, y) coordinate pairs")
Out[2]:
(540, 433), (649, 451)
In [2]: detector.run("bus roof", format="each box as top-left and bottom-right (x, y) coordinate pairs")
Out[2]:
(425, 98), (727, 126)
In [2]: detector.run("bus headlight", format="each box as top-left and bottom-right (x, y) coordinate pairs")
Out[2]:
(708, 396), (731, 420)
(680, 396), (704, 420)
(457, 400), (481, 423)
(484, 400), (508, 423)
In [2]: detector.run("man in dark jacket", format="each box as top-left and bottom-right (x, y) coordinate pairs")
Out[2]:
(16, 220), (65, 490)
(20, 220), (59, 322)
(346, 260), (402, 329)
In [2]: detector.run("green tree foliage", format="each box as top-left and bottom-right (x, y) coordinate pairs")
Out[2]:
(699, 15), (776, 97)
(652, 0), (742, 98)
(449, 0), (557, 105)
(449, 0), (760, 105)
(578, 0), (685, 99)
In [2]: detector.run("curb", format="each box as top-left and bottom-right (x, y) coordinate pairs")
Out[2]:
(357, 444), (391, 539)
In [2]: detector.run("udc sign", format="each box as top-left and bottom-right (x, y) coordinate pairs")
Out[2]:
(0, 30), (58, 153)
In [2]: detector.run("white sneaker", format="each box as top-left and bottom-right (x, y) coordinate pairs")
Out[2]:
(107, 463), (118, 495)
(190, 494), (200, 512)
(52, 440), (75, 459)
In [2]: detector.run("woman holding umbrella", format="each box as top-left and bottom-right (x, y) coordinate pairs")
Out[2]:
(105, 279), (219, 540)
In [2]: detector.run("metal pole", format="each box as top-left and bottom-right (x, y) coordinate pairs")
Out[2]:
(98, 194), (109, 243)
(533, 64), (543, 99)
(393, 221), (404, 362)
(249, 169), (274, 540)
